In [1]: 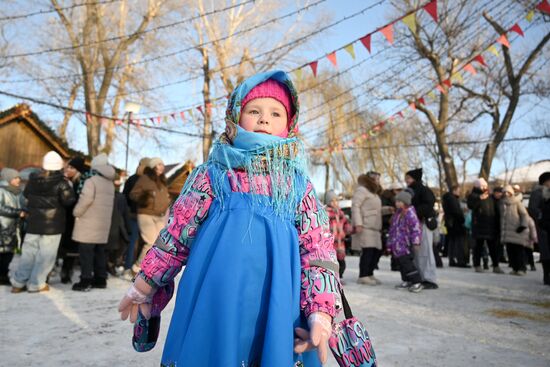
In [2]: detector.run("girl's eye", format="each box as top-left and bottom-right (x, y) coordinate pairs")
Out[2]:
(272, 112), (280, 117)
(248, 110), (259, 114)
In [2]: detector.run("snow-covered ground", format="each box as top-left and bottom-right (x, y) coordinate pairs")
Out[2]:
(2, 255), (549, 367)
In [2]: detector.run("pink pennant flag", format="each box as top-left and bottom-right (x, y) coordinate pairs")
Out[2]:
(473, 55), (487, 66)
(156, 117), (161, 124)
(536, 0), (550, 14)
(380, 24), (394, 45)
(509, 23), (524, 37)
(496, 34), (510, 48)
(309, 61), (318, 77)
(327, 52), (338, 68)
(180, 111), (185, 121)
(136, 119), (141, 127)
(423, 0), (438, 22)
(396, 111), (404, 118)
(409, 102), (416, 111)
(85, 112), (91, 123)
(463, 63), (477, 75)
(436, 85), (447, 94)
(115, 119), (123, 126)
(360, 34), (372, 53)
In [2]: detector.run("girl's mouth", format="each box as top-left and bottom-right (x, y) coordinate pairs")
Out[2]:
(255, 130), (271, 134)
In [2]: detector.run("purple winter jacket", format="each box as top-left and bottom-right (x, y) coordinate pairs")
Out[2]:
(387, 206), (422, 257)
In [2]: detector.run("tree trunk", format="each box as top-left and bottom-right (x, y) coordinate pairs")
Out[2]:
(201, 47), (213, 162)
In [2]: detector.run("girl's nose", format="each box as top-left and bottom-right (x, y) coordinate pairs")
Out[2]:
(258, 114), (269, 125)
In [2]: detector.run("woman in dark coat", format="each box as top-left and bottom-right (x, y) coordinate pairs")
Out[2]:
(442, 185), (468, 267)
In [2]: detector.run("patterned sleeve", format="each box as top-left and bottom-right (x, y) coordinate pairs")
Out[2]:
(297, 181), (342, 319)
(139, 167), (214, 288)
(406, 208), (422, 246)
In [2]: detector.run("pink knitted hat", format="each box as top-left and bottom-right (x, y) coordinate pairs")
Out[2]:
(241, 79), (293, 129)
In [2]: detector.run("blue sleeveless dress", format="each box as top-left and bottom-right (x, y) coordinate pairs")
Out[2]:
(160, 168), (321, 367)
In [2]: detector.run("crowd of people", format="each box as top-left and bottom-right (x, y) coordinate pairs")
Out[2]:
(326, 169), (550, 293)
(0, 151), (170, 293)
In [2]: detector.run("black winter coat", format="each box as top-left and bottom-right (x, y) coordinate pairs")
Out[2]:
(107, 191), (131, 251)
(123, 174), (140, 216)
(442, 192), (465, 236)
(408, 181), (436, 221)
(467, 188), (498, 240)
(24, 171), (76, 235)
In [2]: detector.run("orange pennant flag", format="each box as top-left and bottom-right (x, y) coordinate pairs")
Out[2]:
(496, 34), (510, 48)
(380, 24), (394, 45)
(327, 52), (338, 68)
(409, 102), (416, 111)
(436, 85), (446, 94)
(180, 111), (185, 121)
(463, 63), (477, 75)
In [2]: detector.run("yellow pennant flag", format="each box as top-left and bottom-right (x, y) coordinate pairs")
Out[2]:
(488, 45), (499, 57)
(402, 13), (416, 34)
(344, 43), (356, 59)
(526, 10), (534, 22)
(293, 68), (303, 81)
(451, 72), (464, 84)
(428, 91), (437, 100)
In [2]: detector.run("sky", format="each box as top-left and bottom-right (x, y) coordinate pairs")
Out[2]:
(0, 0), (549, 190)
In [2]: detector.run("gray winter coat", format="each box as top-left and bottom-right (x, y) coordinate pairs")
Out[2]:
(351, 185), (382, 250)
(0, 186), (24, 251)
(499, 195), (529, 247)
(72, 164), (115, 244)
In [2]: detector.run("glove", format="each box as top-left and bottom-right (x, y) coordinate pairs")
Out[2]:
(516, 226), (526, 233)
(294, 312), (332, 364)
(118, 275), (155, 323)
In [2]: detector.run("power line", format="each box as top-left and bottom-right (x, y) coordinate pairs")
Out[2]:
(0, 0), (121, 22)
(1, 0), (256, 59)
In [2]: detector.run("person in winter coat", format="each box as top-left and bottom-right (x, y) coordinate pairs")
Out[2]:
(118, 71), (341, 366)
(106, 173), (131, 276)
(387, 190), (424, 293)
(71, 154), (115, 291)
(499, 185), (529, 275)
(10, 152), (76, 293)
(529, 172), (550, 285)
(59, 156), (87, 284)
(121, 157), (149, 279)
(325, 190), (352, 280)
(0, 168), (25, 285)
(405, 168), (438, 289)
(352, 174), (383, 286)
(442, 185), (468, 267)
(467, 178), (503, 273)
(129, 157), (171, 275)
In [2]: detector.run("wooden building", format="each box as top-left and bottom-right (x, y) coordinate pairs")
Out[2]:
(165, 160), (195, 199)
(0, 104), (85, 172)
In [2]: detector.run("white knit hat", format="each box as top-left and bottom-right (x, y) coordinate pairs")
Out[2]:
(42, 151), (64, 171)
(148, 157), (164, 169)
(91, 153), (109, 169)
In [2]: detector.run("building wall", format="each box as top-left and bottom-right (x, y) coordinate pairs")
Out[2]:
(0, 120), (59, 169)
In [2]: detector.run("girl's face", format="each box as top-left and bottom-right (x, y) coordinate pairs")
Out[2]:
(9, 177), (21, 187)
(65, 164), (78, 179)
(330, 198), (339, 208)
(154, 163), (165, 176)
(395, 201), (405, 209)
(239, 98), (288, 137)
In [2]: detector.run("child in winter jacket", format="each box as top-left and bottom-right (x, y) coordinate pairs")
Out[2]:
(325, 190), (352, 280)
(118, 71), (341, 367)
(0, 168), (25, 285)
(387, 190), (424, 292)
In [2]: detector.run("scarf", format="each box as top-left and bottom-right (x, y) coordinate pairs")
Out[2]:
(75, 169), (100, 195)
(5, 185), (21, 196)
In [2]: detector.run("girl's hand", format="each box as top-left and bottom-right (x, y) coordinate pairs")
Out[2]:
(118, 276), (154, 323)
(294, 312), (332, 364)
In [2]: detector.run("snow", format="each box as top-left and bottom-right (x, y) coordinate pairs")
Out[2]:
(495, 160), (550, 184)
(2, 255), (550, 367)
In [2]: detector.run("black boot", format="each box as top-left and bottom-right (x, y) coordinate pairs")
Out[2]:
(92, 277), (107, 289)
(72, 278), (92, 292)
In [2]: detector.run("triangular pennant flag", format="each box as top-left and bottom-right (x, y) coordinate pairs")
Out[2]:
(451, 72), (464, 83)
(442, 79), (452, 88)
(536, 0), (550, 14)
(136, 119), (141, 127)
(436, 84), (447, 94)
(327, 52), (338, 68)
(163, 116), (168, 123)
(293, 68), (303, 81)
(423, 0), (438, 22)
(197, 106), (203, 115)
(380, 24), (394, 45)
(496, 34), (510, 48)
(397, 111), (404, 118)
(409, 102), (416, 111)
(428, 91), (437, 100)
(115, 119), (123, 126)
(488, 45), (499, 57)
(510, 23), (524, 37)
(180, 111), (185, 121)
(402, 13), (416, 34)
(473, 55), (487, 66)
(526, 10), (535, 22)
(309, 61), (318, 77)
(156, 117), (161, 124)
(188, 108), (194, 118)
(360, 34), (372, 53)
(149, 118), (155, 124)
(206, 102), (213, 115)
(463, 63), (477, 75)
(344, 43), (356, 59)
(418, 97), (426, 105)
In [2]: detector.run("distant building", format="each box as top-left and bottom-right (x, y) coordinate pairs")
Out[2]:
(164, 160), (195, 199)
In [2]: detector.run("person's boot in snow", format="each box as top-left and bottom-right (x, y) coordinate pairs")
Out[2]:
(72, 278), (92, 291)
(92, 277), (107, 289)
(408, 283), (423, 293)
(474, 266), (483, 273)
(493, 266), (504, 274)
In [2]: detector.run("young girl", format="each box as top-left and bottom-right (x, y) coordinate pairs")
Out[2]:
(325, 190), (352, 280)
(119, 70), (341, 366)
(387, 190), (424, 293)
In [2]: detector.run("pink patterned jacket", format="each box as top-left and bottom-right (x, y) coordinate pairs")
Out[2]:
(139, 168), (342, 318)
